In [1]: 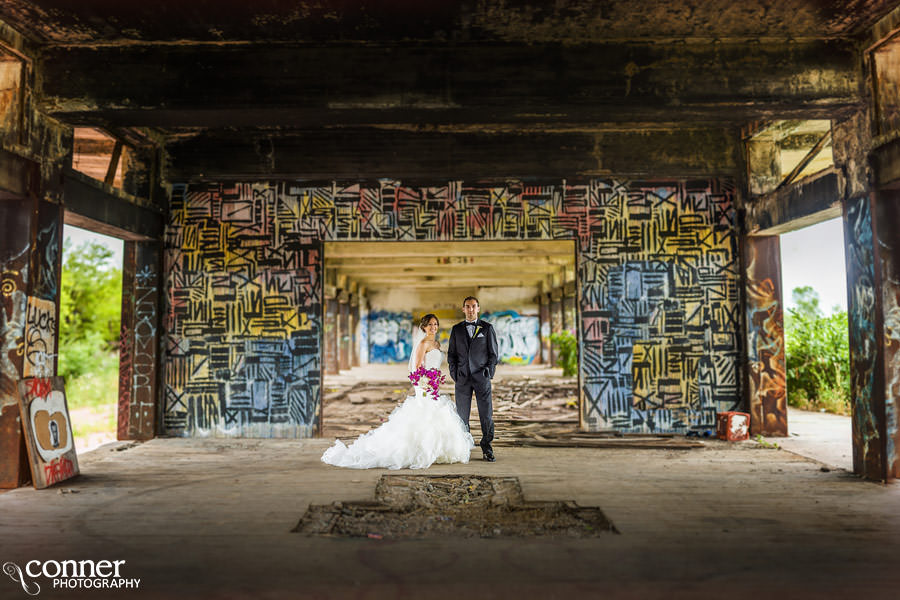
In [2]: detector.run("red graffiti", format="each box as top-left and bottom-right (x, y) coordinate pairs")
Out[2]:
(26, 377), (52, 399)
(43, 456), (75, 486)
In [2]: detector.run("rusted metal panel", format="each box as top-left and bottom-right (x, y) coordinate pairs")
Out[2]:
(0, 196), (32, 487)
(843, 194), (887, 479)
(872, 189), (900, 479)
(742, 235), (788, 436)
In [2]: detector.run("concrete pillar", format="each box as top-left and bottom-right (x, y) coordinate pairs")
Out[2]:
(323, 280), (338, 375)
(550, 287), (563, 365)
(350, 283), (359, 368)
(538, 289), (550, 365)
(0, 192), (65, 487)
(338, 290), (351, 372)
(117, 241), (162, 441)
(741, 235), (788, 437)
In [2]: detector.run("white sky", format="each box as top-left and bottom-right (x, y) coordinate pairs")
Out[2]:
(63, 225), (124, 268)
(780, 218), (847, 314)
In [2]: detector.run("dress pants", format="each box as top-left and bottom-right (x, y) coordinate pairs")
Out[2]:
(455, 373), (494, 453)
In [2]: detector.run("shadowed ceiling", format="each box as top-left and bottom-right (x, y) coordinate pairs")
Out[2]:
(1, 0), (895, 45)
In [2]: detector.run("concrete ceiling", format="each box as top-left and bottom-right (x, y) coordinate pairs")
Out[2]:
(3, 1), (896, 182)
(325, 240), (576, 291)
(1, 0), (895, 45)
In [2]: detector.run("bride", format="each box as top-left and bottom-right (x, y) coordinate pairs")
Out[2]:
(321, 314), (474, 469)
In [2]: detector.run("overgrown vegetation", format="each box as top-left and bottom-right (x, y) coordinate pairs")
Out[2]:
(550, 330), (578, 377)
(59, 239), (122, 412)
(784, 286), (850, 415)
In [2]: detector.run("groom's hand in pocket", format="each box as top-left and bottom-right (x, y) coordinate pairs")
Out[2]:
(482, 367), (489, 379)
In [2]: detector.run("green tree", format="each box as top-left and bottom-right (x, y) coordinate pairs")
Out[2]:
(550, 330), (578, 377)
(784, 286), (850, 414)
(58, 240), (123, 381)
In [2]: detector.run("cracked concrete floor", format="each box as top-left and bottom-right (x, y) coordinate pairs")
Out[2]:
(0, 438), (898, 599)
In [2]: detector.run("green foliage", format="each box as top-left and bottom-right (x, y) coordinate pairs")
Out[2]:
(550, 330), (578, 377)
(784, 286), (850, 415)
(58, 239), (122, 387)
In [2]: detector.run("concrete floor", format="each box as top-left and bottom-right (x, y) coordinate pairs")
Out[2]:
(1, 436), (898, 599)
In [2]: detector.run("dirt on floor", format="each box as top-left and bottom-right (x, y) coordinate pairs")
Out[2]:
(293, 474), (617, 539)
(322, 367), (702, 449)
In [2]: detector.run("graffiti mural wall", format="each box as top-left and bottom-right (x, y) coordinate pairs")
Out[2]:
(482, 310), (540, 364)
(164, 184), (322, 437)
(165, 180), (739, 436)
(742, 236), (787, 436)
(367, 310), (413, 363)
(843, 196), (884, 478)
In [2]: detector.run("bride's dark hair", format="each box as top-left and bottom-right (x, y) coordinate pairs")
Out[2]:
(419, 314), (439, 331)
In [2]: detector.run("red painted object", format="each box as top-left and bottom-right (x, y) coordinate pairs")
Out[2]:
(716, 412), (750, 441)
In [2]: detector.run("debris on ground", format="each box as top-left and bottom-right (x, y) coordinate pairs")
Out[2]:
(322, 372), (703, 449)
(293, 475), (618, 539)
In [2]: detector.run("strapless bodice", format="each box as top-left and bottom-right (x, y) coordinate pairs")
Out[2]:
(423, 348), (443, 370)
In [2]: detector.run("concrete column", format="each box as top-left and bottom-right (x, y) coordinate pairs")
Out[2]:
(349, 282), (359, 368)
(338, 290), (351, 372)
(538, 289), (550, 365)
(0, 194), (65, 487)
(550, 287), (563, 366)
(117, 241), (162, 441)
(323, 282), (338, 376)
(741, 235), (788, 437)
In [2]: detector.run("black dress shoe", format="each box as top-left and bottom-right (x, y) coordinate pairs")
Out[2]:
(482, 450), (495, 462)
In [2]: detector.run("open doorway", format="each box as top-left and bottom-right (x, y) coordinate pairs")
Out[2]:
(59, 225), (123, 453)
(779, 217), (852, 470)
(319, 240), (579, 441)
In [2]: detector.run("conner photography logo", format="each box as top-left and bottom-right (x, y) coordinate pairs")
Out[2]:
(3, 559), (140, 595)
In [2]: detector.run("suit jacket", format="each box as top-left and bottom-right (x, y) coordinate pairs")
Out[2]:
(447, 319), (499, 382)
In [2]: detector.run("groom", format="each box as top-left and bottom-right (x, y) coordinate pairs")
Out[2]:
(448, 296), (499, 462)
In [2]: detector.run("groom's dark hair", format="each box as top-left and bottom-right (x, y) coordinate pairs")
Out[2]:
(463, 296), (479, 306)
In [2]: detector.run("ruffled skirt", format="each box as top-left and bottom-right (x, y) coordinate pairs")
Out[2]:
(322, 389), (474, 469)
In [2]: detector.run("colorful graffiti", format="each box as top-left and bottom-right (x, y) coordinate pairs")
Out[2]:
(164, 184), (322, 437)
(23, 296), (56, 378)
(844, 196), (883, 478)
(166, 180), (739, 435)
(367, 310), (412, 363)
(482, 310), (540, 364)
(742, 237), (787, 436)
(17, 376), (79, 489)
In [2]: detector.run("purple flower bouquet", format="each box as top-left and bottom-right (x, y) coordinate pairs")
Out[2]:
(408, 366), (446, 401)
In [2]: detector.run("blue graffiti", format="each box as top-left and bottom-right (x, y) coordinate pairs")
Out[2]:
(367, 310), (412, 363)
(481, 310), (540, 364)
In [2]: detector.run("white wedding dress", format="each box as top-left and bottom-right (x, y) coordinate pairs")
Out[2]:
(322, 348), (475, 469)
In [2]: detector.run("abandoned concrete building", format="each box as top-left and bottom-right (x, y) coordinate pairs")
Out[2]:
(1, 2), (900, 597)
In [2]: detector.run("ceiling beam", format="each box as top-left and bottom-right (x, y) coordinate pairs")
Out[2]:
(165, 127), (741, 179)
(325, 241), (575, 258)
(328, 256), (574, 267)
(37, 40), (860, 127)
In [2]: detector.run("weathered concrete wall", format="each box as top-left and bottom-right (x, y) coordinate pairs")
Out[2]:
(363, 285), (542, 365)
(163, 179), (740, 437)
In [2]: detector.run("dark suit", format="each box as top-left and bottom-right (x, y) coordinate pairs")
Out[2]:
(447, 319), (499, 453)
